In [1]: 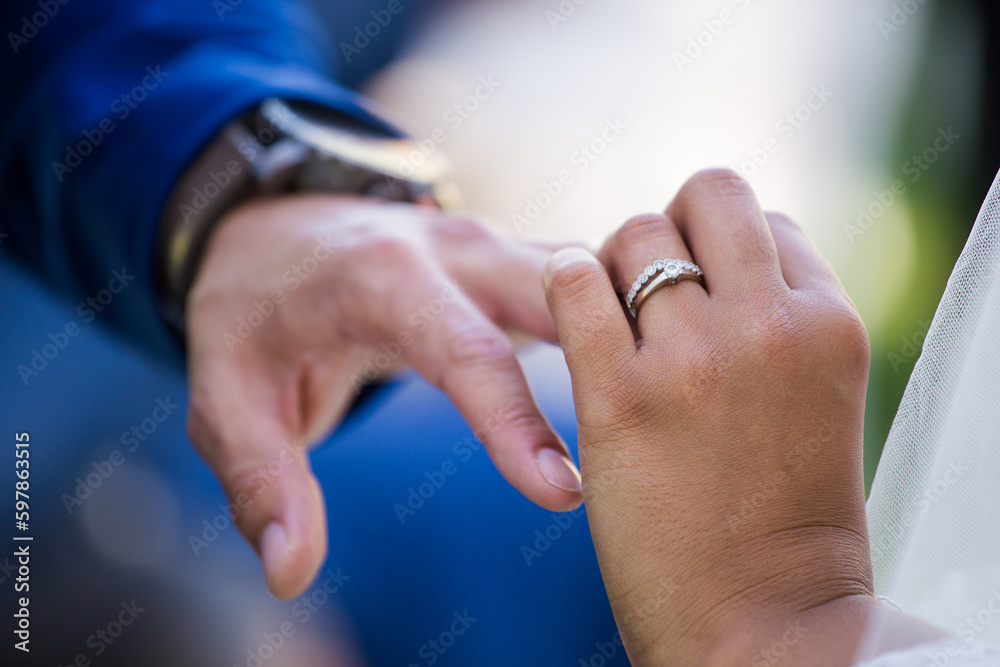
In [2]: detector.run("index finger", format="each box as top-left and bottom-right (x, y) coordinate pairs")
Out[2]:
(357, 262), (585, 514)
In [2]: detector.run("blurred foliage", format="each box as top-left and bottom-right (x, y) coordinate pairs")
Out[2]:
(863, 0), (989, 491)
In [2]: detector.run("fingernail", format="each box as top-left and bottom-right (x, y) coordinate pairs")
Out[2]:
(544, 247), (599, 290)
(537, 448), (583, 494)
(259, 522), (287, 586)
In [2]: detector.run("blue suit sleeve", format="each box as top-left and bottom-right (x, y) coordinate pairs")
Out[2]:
(0, 0), (399, 366)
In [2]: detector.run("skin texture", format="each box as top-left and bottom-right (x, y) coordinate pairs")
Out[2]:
(185, 193), (583, 599)
(543, 169), (944, 665)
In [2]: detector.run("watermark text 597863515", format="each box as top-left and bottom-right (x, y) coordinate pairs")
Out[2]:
(13, 431), (32, 653)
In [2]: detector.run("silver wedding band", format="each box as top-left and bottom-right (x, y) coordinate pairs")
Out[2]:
(625, 259), (705, 318)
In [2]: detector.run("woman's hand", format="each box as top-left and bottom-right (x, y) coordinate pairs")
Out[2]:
(185, 193), (584, 600)
(544, 169), (881, 665)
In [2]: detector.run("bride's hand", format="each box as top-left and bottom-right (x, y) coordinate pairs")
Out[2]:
(544, 169), (878, 665)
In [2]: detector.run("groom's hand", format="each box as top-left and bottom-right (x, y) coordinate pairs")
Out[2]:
(544, 169), (875, 665)
(185, 193), (584, 599)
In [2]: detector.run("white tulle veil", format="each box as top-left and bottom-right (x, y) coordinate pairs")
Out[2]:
(866, 168), (1000, 644)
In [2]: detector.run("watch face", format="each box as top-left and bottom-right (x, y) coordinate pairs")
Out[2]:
(259, 98), (453, 186)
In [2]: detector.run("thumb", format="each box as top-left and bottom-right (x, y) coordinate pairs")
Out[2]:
(186, 356), (327, 600)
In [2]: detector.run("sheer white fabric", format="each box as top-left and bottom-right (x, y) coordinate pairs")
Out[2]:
(858, 639), (1000, 667)
(866, 169), (1000, 647)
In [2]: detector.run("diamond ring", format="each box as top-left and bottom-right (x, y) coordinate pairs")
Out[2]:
(625, 259), (705, 318)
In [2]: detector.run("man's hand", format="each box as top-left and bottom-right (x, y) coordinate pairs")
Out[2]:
(185, 193), (583, 599)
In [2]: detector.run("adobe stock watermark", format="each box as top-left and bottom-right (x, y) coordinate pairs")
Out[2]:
(581, 447), (630, 504)
(921, 590), (1000, 666)
(339, 0), (415, 63)
(7, 0), (71, 53)
(178, 160), (241, 224)
(406, 610), (477, 667)
(393, 402), (512, 524)
(878, 0), (929, 41)
(870, 458), (970, 565)
(51, 65), (170, 181)
(213, 0), (244, 20)
(680, 301), (795, 407)
(179, 105), (293, 225)
(520, 505), (586, 567)
(351, 279), (467, 395)
(615, 577), (681, 648)
(726, 418), (836, 530)
(887, 319), (931, 373)
(223, 235), (339, 351)
(61, 397), (179, 514)
(16, 266), (135, 386)
(578, 631), (626, 667)
(844, 126), (961, 244)
(396, 75), (502, 178)
(54, 600), (145, 666)
(511, 117), (629, 235)
(673, 0), (756, 73)
(234, 567), (351, 667)
(188, 442), (298, 556)
(751, 619), (808, 666)
(956, 589), (1000, 642)
(924, 640), (998, 667)
(545, 0), (589, 30)
(736, 85), (834, 179)
(0, 554), (15, 585)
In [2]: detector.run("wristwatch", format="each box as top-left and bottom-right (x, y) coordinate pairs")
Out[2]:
(155, 98), (460, 329)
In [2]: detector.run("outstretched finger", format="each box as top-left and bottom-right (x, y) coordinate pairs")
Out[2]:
(361, 261), (586, 514)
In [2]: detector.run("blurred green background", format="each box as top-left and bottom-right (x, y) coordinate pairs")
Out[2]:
(862, 0), (996, 490)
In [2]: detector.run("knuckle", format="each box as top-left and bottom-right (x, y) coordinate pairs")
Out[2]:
(489, 403), (549, 443)
(185, 408), (235, 469)
(184, 405), (212, 451)
(764, 211), (802, 233)
(683, 167), (752, 199)
(184, 407), (256, 505)
(217, 461), (259, 502)
(353, 233), (423, 268)
(746, 295), (870, 375)
(821, 302), (871, 369)
(184, 387), (248, 463)
(548, 257), (607, 305)
(184, 384), (227, 451)
(445, 324), (516, 372)
(615, 213), (670, 248)
(433, 214), (495, 245)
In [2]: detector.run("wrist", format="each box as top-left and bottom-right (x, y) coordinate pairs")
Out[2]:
(157, 98), (457, 330)
(699, 594), (879, 667)
(620, 525), (874, 666)
(701, 594), (949, 667)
